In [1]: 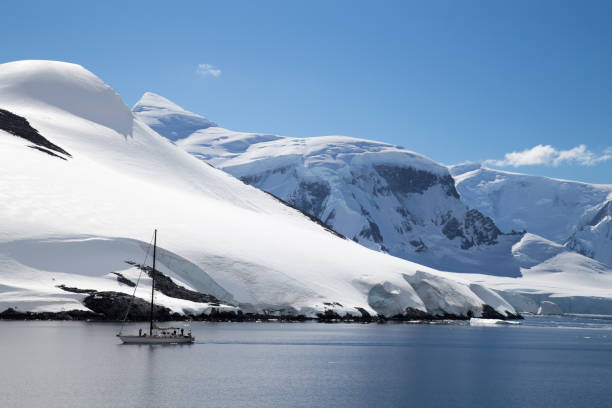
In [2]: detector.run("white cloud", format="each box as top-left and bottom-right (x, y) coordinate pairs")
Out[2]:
(196, 63), (221, 77)
(485, 144), (612, 168)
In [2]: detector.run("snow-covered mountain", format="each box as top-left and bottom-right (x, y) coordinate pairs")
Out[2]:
(451, 164), (612, 266)
(2, 61), (611, 318)
(129, 93), (612, 313)
(0, 60), (540, 320)
(130, 91), (612, 314)
(136, 108), (525, 276)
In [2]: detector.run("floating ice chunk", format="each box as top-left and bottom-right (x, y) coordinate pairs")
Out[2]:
(469, 318), (521, 326)
(538, 300), (563, 315)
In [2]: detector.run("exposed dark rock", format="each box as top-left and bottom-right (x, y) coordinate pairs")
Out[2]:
(0, 307), (101, 321)
(388, 309), (469, 321)
(409, 239), (427, 253)
(316, 309), (344, 321)
(83, 291), (177, 321)
(112, 272), (136, 287)
(56, 285), (97, 294)
(354, 307), (372, 320)
(481, 304), (523, 320)
(240, 174), (262, 185)
(132, 262), (223, 304)
(506, 311), (524, 320)
(403, 307), (432, 319)
(287, 181), (331, 219)
(0, 108), (71, 157)
(359, 220), (384, 243)
(442, 210), (501, 249)
(374, 165), (460, 198)
(480, 304), (506, 319)
(462, 209), (501, 249)
(442, 217), (464, 240)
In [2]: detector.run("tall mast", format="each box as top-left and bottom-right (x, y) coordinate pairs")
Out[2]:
(149, 229), (157, 336)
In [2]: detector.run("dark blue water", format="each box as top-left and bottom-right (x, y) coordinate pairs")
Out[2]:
(1, 316), (611, 408)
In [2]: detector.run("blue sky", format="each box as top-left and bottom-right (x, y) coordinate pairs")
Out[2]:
(3, 1), (612, 183)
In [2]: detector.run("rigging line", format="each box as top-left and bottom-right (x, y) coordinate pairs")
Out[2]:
(118, 231), (155, 335)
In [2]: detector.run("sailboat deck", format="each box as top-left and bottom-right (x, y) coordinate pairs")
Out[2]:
(119, 334), (194, 344)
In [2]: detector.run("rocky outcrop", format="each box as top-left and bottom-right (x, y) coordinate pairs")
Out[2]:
(56, 284), (97, 294)
(112, 272), (136, 287)
(0, 108), (71, 157)
(374, 165), (460, 198)
(131, 262), (225, 304)
(0, 307), (100, 320)
(288, 181), (331, 219)
(83, 291), (179, 321)
(442, 210), (501, 250)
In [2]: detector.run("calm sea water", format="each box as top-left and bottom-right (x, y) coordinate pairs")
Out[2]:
(1, 316), (611, 408)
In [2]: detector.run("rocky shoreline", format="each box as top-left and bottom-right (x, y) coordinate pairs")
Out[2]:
(0, 303), (522, 323)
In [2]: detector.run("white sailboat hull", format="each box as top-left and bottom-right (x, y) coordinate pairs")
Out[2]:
(119, 335), (195, 344)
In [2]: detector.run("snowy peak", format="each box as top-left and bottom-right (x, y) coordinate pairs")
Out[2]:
(0, 60), (134, 136)
(133, 92), (190, 113)
(132, 92), (217, 141)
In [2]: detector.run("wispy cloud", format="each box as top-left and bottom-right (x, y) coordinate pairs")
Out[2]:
(485, 144), (612, 167)
(196, 63), (221, 77)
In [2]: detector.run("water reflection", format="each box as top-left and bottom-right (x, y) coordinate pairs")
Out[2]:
(0, 319), (611, 408)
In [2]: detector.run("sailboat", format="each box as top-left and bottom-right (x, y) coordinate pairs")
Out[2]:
(117, 229), (195, 344)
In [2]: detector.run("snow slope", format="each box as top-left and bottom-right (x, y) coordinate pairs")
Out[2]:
(451, 164), (612, 266)
(0, 60), (527, 319)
